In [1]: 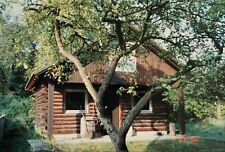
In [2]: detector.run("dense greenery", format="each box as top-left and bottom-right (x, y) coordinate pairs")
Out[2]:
(0, 93), (33, 137)
(164, 64), (225, 120)
(0, 3), (34, 141)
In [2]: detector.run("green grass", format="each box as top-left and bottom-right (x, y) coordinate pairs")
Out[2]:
(185, 119), (225, 140)
(147, 138), (225, 152)
(54, 139), (225, 152)
(54, 141), (149, 152)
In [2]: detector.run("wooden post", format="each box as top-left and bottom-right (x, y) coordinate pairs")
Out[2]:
(178, 89), (185, 135)
(47, 83), (54, 139)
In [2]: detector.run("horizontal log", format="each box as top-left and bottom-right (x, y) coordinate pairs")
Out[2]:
(53, 92), (62, 96)
(133, 119), (168, 123)
(54, 113), (82, 118)
(54, 117), (81, 121)
(53, 100), (62, 103)
(53, 106), (63, 110)
(54, 102), (63, 106)
(53, 121), (77, 125)
(132, 122), (168, 127)
(53, 95), (63, 99)
(53, 129), (79, 134)
(53, 125), (80, 130)
(134, 126), (168, 131)
(134, 117), (168, 120)
(53, 110), (63, 114)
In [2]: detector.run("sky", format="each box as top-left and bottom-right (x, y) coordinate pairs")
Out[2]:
(2, 1), (23, 23)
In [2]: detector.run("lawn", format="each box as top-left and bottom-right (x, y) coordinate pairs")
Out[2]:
(54, 138), (225, 152)
(54, 119), (225, 152)
(1, 119), (224, 152)
(185, 119), (225, 141)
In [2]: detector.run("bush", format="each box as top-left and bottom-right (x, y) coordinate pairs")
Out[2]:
(0, 93), (34, 138)
(185, 99), (216, 120)
(164, 89), (224, 120)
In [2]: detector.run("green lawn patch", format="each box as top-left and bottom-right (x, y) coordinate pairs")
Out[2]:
(147, 138), (225, 152)
(186, 119), (225, 140)
(54, 138), (225, 152)
(55, 141), (149, 152)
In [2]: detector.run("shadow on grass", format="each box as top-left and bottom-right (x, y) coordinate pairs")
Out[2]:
(146, 138), (225, 152)
(0, 137), (31, 152)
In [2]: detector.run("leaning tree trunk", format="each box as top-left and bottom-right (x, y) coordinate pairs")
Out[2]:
(115, 134), (129, 152)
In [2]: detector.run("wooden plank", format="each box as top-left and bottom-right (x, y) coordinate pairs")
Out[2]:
(47, 83), (54, 139)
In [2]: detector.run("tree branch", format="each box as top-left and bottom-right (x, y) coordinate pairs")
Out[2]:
(54, 19), (98, 100)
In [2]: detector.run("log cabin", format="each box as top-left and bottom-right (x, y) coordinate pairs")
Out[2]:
(25, 43), (180, 138)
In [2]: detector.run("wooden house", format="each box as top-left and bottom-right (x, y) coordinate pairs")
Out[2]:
(25, 44), (180, 138)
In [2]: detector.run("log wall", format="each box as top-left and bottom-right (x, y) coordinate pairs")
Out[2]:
(122, 94), (169, 132)
(33, 84), (169, 135)
(33, 85), (48, 134)
(52, 89), (82, 134)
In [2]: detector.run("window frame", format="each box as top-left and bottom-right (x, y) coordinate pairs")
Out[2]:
(132, 91), (153, 113)
(64, 89), (88, 114)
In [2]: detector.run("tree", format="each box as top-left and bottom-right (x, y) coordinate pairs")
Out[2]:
(0, 6), (37, 95)
(22, 0), (224, 151)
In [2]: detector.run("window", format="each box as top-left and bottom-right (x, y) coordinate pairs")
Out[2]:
(132, 92), (153, 113)
(64, 90), (88, 113)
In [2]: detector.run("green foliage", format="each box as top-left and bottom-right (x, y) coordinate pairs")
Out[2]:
(185, 100), (216, 120)
(23, 0), (225, 71)
(0, 12), (36, 95)
(163, 87), (224, 120)
(0, 93), (34, 137)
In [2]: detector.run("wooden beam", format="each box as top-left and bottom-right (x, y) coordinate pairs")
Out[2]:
(47, 83), (54, 139)
(178, 89), (186, 135)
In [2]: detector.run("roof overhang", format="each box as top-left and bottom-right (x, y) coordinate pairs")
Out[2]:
(25, 66), (50, 91)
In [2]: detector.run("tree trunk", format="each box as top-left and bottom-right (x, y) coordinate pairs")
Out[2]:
(216, 102), (222, 120)
(114, 135), (128, 152)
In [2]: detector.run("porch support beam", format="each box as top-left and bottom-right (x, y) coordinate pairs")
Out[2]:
(178, 89), (185, 135)
(47, 82), (54, 139)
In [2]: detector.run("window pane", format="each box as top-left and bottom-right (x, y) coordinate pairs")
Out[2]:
(65, 92), (85, 110)
(134, 93), (149, 110)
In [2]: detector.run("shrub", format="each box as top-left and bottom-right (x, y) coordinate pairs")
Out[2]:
(0, 93), (34, 138)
